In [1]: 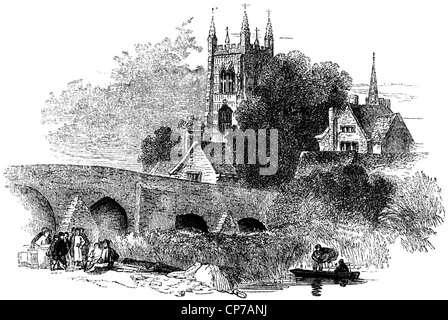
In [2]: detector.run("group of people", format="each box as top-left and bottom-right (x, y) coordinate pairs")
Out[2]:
(30, 227), (119, 272)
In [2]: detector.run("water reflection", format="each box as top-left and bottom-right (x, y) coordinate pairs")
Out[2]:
(311, 278), (323, 296)
(297, 277), (364, 296)
(238, 274), (368, 297)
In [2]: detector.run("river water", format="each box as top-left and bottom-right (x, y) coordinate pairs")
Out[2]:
(238, 272), (372, 297)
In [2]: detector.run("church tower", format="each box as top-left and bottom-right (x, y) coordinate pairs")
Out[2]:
(204, 6), (274, 142)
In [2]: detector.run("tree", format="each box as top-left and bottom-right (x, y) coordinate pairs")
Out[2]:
(138, 126), (178, 172)
(235, 51), (352, 186)
(42, 18), (205, 166)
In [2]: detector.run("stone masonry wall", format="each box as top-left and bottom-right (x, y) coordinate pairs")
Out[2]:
(5, 165), (278, 235)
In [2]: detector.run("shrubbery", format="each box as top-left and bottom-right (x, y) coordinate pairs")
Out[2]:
(378, 172), (445, 252)
(114, 229), (307, 283)
(113, 165), (444, 282)
(268, 165), (445, 267)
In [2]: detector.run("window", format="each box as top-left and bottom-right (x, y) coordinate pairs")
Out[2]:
(186, 171), (202, 182)
(340, 141), (358, 152)
(219, 69), (236, 93)
(341, 126), (355, 133)
(218, 104), (233, 132)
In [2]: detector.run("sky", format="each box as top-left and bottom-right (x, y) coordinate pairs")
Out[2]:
(0, 0), (447, 165)
(0, 0), (448, 299)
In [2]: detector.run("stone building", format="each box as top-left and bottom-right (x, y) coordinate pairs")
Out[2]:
(167, 140), (238, 184)
(204, 7), (274, 142)
(315, 53), (414, 154)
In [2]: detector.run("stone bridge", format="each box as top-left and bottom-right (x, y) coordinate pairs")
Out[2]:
(4, 164), (276, 240)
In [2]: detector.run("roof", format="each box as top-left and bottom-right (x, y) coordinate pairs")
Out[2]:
(351, 103), (393, 138)
(315, 127), (329, 140)
(371, 113), (397, 143)
(202, 142), (238, 178)
(169, 141), (200, 175)
(148, 161), (176, 176)
(149, 141), (239, 181)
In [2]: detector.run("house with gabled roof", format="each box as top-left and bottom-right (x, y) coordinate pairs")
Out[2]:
(150, 138), (239, 184)
(315, 53), (414, 154)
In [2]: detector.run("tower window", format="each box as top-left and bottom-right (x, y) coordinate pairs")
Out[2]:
(218, 104), (233, 132)
(220, 69), (236, 93)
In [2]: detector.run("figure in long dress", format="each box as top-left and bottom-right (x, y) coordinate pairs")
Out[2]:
(73, 228), (85, 267)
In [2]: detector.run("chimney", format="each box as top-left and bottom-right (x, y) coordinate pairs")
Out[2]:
(193, 119), (204, 141)
(182, 130), (193, 158)
(349, 94), (359, 105)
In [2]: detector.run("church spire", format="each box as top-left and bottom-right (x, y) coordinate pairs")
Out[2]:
(240, 3), (251, 51)
(264, 9), (273, 49)
(367, 52), (379, 105)
(208, 7), (217, 38)
(225, 26), (230, 45)
(254, 27), (260, 47)
(241, 4), (250, 34)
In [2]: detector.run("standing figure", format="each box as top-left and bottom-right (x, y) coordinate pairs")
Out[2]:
(47, 234), (59, 270)
(311, 244), (338, 271)
(63, 232), (72, 267)
(69, 227), (76, 262)
(49, 232), (69, 270)
(73, 228), (85, 267)
(79, 228), (90, 268)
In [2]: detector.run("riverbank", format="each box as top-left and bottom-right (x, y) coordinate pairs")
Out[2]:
(7, 261), (385, 299)
(9, 263), (241, 299)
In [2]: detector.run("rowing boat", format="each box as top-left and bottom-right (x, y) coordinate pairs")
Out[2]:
(290, 268), (360, 280)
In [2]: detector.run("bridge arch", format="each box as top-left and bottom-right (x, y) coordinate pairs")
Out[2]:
(175, 213), (208, 233)
(11, 184), (57, 235)
(237, 217), (266, 233)
(89, 196), (128, 241)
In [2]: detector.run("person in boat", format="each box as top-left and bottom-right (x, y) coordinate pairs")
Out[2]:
(334, 259), (350, 274)
(311, 244), (338, 271)
(30, 227), (51, 249)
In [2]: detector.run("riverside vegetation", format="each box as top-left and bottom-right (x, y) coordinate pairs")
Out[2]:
(113, 165), (445, 283)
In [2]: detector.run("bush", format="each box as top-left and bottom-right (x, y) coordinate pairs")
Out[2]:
(271, 164), (396, 226)
(268, 165), (445, 266)
(112, 168), (444, 281)
(114, 229), (307, 283)
(378, 171), (445, 252)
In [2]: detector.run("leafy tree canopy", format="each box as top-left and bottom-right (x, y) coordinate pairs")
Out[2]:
(138, 126), (178, 172)
(42, 18), (205, 164)
(235, 51), (352, 186)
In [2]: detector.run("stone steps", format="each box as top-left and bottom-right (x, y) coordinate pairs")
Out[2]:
(59, 196), (79, 231)
(214, 212), (229, 233)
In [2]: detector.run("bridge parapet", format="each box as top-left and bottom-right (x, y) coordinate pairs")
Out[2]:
(4, 164), (278, 236)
